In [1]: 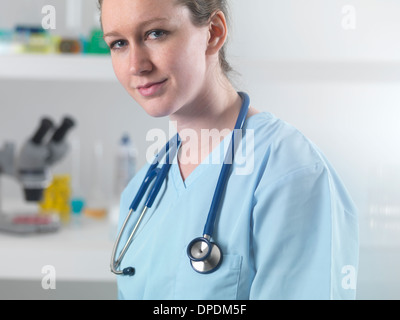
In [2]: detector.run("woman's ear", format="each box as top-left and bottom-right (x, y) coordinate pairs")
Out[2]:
(206, 11), (228, 56)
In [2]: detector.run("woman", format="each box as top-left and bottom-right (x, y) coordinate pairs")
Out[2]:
(100, 0), (359, 300)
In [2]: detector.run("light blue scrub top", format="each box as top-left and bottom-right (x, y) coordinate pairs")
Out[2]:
(116, 112), (359, 300)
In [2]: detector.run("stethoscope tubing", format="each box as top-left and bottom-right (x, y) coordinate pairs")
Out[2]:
(129, 135), (180, 212)
(202, 92), (250, 237)
(110, 135), (181, 276)
(111, 206), (148, 275)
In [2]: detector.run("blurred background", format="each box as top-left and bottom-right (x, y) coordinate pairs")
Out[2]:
(0, 0), (399, 300)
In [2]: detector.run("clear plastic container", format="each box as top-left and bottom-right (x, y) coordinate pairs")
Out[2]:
(114, 134), (137, 197)
(109, 134), (137, 239)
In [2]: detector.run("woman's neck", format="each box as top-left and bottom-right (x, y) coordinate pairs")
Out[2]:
(169, 78), (245, 181)
(171, 81), (240, 132)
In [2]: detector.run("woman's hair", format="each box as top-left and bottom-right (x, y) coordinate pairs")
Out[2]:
(98, 0), (232, 77)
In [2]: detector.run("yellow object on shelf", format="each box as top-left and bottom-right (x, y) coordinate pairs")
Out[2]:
(39, 175), (71, 223)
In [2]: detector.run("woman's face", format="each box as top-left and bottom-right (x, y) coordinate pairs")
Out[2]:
(102, 0), (212, 118)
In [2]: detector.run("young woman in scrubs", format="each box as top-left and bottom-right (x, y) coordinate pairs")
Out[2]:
(99, 0), (359, 300)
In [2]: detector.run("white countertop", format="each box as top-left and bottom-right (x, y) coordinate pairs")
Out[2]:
(0, 216), (117, 283)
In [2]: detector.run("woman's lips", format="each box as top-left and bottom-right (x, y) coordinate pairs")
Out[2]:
(137, 79), (168, 97)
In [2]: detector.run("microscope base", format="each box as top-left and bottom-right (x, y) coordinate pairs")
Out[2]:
(0, 212), (60, 235)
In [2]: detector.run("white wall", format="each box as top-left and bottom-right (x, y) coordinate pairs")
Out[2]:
(1, 0), (400, 299)
(229, 0), (400, 61)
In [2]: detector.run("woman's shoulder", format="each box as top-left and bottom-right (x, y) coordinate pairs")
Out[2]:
(245, 112), (329, 181)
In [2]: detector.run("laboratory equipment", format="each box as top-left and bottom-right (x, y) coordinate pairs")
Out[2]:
(109, 134), (137, 238)
(69, 136), (85, 225)
(0, 116), (75, 234)
(111, 92), (250, 276)
(115, 134), (137, 197)
(39, 174), (72, 224)
(13, 26), (53, 54)
(0, 30), (13, 54)
(84, 140), (107, 219)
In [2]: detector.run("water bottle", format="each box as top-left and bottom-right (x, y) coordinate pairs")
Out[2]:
(114, 134), (137, 197)
(110, 134), (137, 239)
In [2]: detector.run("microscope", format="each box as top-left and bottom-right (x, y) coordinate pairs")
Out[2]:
(0, 116), (75, 234)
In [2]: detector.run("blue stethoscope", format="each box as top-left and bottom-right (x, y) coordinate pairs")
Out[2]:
(110, 92), (250, 276)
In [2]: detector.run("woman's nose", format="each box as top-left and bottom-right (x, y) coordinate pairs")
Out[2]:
(129, 45), (153, 76)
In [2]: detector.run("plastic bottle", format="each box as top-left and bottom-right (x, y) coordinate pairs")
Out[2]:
(85, 11), (110, 54)
(69, 137), (85, 227)
(114, 134), (137, 197)
(84, 140), (108, 220)
(109, 134), (137, 239)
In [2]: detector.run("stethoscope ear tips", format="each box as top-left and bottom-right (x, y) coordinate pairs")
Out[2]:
(123, 267), (135, 276)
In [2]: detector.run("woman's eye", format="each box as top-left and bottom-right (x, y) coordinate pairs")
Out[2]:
(146, 30), (167, 40)
(110, 40), (127, 50)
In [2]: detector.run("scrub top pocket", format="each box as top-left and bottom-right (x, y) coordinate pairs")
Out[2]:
(174, 247), (242, 300)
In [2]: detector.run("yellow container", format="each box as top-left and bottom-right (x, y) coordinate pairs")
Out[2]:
(39, 175), (71, 224)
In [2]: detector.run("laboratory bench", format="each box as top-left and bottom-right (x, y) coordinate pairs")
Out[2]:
(1, 216), (400, 300)
(0, 215), (117, 300)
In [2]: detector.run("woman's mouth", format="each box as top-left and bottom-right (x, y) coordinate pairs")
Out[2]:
(137, 79), (168, 97)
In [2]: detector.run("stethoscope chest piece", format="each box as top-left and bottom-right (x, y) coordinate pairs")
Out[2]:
(187, 236), (222, 274)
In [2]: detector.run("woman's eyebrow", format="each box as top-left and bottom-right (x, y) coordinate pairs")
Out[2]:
(103, 17), (170, 39)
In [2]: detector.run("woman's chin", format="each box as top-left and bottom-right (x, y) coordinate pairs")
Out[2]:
(140, 101), (176, 119)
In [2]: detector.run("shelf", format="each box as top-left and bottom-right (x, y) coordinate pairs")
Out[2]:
(230, 58), (400, 83)
(1, 54), (400, 83)
(0, 54), (116, 82)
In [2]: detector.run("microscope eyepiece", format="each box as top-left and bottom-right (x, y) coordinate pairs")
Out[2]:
(51, 117), (75, 143)
(16, 116), (76, 203)
(31, 118), (54, 145)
